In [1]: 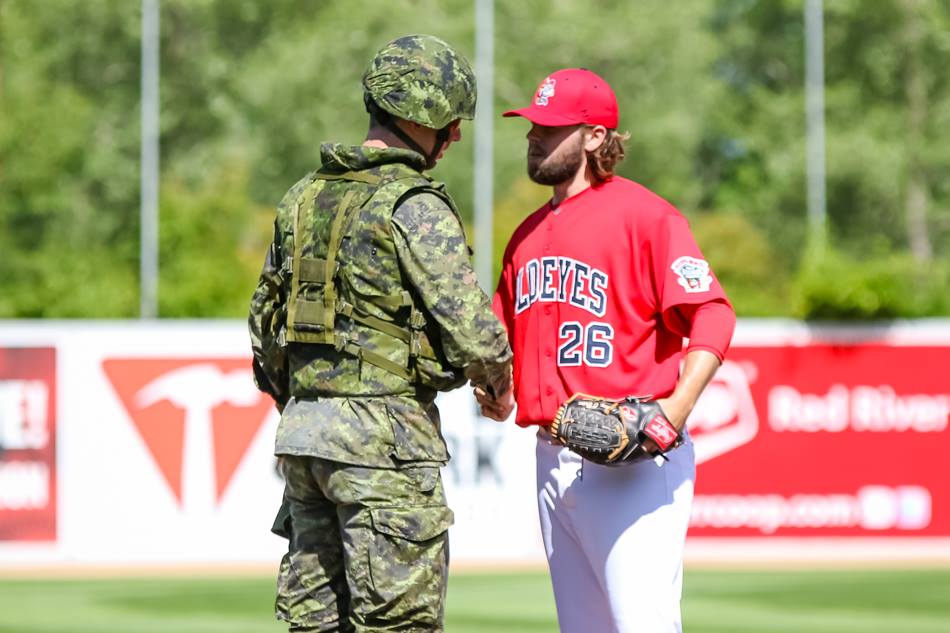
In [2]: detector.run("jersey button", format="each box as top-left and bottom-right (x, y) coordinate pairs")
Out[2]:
(545, 348), (552, 357)
(546, 386), (554, 395)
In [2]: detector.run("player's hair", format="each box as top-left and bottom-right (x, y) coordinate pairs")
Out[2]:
(587, 128), (630, 182)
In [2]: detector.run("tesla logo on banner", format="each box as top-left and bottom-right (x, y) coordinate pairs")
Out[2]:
(688, 360), (759, 465)
(103, 359), (273, 512)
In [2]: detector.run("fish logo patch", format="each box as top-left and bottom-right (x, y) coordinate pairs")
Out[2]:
(671, 256), (713, 293)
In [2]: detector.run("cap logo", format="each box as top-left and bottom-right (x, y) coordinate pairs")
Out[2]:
(535, 77), (556, 106)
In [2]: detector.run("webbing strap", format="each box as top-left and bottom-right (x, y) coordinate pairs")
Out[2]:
(287, 177), (364, 344)
(336, 301), (436, 360)
(287, 198), (310, 339)
(322, 188), (357, 334)
(349, 307), (409, 343)
(298, 258), (327, 282)
(336, 336), (413, 381)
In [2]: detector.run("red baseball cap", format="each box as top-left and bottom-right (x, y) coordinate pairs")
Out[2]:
(503, 68), (619, 128)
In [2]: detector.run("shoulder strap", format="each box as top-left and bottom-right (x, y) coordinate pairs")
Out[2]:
(286, 173), (375, 344)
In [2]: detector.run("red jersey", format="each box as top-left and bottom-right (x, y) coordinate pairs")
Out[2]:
(493, 176), (732, 426)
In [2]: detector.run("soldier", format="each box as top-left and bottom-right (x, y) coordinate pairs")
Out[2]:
(248, 35), (513, 633)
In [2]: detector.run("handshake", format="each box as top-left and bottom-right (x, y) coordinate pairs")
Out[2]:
(472, 379), (516, 421)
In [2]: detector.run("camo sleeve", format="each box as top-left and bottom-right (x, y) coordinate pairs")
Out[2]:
(247, 176), (312, 408)
(392, 192), (512, 396)
(248, 221), (289, 408)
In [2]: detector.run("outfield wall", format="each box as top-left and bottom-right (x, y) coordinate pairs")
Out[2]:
(1, 319), (949, 569)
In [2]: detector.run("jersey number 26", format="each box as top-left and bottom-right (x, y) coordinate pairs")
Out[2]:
(557, 322), (614, 367)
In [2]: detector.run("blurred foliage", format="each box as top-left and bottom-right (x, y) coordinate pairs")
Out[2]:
(794, 242), (950, 319)
(0, 0), (948, 319)
(688, 212), (791, 317)
(158, 162), (272, 317)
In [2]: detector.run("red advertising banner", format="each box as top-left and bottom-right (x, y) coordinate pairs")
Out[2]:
(688, 345), (950, 537)
(0, 347), (57, 541)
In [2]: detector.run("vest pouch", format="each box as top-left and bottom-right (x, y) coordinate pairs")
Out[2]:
(286, 255), (336, 344)
(289, 295), (329, 333)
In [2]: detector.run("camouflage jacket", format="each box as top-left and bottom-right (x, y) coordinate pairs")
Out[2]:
(248, 143), (512, 466)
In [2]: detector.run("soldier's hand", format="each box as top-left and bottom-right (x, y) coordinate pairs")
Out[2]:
(473, 384), (515, 422)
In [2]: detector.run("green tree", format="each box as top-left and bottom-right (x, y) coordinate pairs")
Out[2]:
(3, 1), (948, 319)
(709, 0), (950, 317)
(0, 0), (141, 316)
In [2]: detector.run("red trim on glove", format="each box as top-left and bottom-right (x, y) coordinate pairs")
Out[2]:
(644, 415), (679, 451)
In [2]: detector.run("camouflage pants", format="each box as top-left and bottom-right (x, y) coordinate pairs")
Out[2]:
(274, 455), (453, 632)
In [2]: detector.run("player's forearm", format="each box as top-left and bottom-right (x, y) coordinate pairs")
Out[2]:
(661, 349), (721, 430)
(685, 299), (736, 361)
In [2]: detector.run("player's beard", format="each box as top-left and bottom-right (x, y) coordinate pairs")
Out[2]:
(527, 135), (585, 186)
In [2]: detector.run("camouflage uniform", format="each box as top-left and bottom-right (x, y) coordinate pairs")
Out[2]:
(248, 35), (512, 633)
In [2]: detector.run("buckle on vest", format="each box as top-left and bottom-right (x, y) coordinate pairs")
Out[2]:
(409, 310), (426, 330)
(336, 300), (353, 318)
(333, 334), (349, 352)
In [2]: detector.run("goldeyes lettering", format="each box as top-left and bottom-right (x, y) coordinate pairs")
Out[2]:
(514, 256), (609, 316)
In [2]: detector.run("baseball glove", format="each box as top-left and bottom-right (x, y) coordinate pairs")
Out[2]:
(550, 393), (682, 466)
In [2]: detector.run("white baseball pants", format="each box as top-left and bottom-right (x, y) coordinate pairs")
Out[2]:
(536, 430), (695, 633)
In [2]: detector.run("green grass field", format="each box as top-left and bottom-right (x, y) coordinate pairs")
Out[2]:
(1, 568), (949, 633)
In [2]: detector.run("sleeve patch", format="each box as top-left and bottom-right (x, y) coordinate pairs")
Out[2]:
(671, 256), (713, 293)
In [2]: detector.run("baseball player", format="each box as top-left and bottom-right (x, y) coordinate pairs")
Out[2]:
(476, 68), (736, 632)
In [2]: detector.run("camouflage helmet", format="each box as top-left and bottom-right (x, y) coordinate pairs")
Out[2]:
(362, 34), (477, 130)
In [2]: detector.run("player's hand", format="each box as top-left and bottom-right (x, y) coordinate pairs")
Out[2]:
(473, 384), (515, 421)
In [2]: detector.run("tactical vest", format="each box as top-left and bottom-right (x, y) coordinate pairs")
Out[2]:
(282, 162), (464, 393)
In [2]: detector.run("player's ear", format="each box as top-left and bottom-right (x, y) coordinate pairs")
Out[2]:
(583, 125), (607, 152)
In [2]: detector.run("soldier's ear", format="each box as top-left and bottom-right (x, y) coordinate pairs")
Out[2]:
(395, 118), (430, 142)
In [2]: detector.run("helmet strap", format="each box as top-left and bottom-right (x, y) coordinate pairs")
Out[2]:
(386, 120), (434, 167)
(426, 125), (452, 169)
(365, 96), (448, 170)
